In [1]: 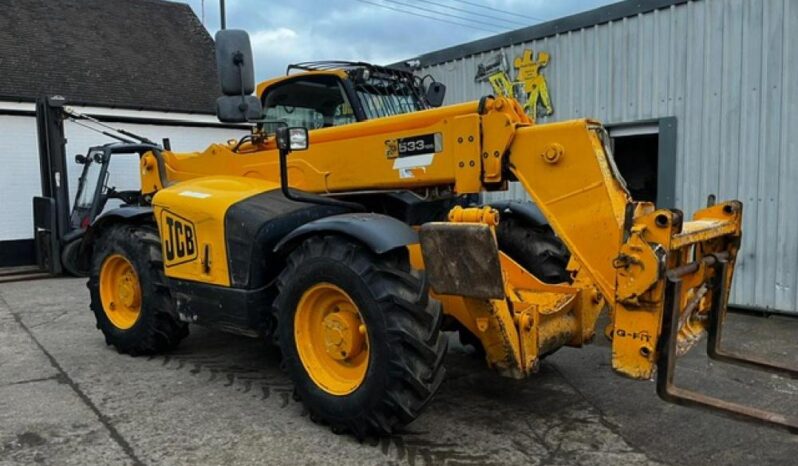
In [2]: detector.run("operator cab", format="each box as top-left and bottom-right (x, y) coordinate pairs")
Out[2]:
(213, 30), (445, 136)
(59, 142), (157, 275)
(71, 143), (153, 231)
(261, 73), (356, 130)
(258, 62), (444, 134)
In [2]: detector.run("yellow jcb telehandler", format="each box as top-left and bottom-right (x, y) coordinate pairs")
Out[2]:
(76, 30), (796, 437)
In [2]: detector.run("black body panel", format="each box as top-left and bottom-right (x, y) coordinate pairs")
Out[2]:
(224, 189), (349, 288)
(346, 192), (477, 225)
(170, 278), (274, 338)
(0, 239), (36, 267)
(224, 189), (437, 290)
(93, 205), (155, 223)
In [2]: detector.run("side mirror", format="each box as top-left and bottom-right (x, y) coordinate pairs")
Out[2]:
(276, 127), (309, 152)
(216, 95), (262, 123)
(74, 154), (87, 164)
(215, 29), (255, 96)
(215, 30), (263, 123)
(425, 82), (446, 107)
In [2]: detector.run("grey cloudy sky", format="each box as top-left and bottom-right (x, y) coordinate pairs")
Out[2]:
(178, 0), (616, 78)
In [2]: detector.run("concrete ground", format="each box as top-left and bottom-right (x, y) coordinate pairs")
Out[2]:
(0, 277), (796, 466)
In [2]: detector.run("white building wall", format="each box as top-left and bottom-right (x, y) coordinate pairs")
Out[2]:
(415, 0), (798, 313)
(0, 106), (246, 241)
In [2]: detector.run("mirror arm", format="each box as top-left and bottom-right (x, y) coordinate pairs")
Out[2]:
(237, 57), (248, 111)
(278, 147), (296, 201)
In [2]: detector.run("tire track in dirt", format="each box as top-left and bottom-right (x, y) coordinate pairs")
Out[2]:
(147, 337), (501, 465)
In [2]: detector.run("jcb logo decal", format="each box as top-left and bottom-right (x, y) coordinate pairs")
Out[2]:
(160, 211), (197, 267)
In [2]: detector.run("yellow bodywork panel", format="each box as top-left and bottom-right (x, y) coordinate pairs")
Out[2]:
(417, 208), (589, 378)
(153, 101), (482, 196)
(255, 69), (349, 97)
(508, 120), (629, 303)
(152, 176), (280, 286)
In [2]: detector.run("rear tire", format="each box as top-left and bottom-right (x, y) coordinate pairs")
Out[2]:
(274, 235), (446, 438)
(495, 216), (571, 284)
(88, 223), (188, 355)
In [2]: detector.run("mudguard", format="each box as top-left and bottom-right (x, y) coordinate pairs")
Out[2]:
(274, 212), (419, 257)
(79, 206), (154, 269)
(84, 206), (154, 243)
(92, 206), (154, 224)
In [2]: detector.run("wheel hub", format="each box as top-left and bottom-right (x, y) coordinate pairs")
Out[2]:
(99, 254), (142, 330)
(294, 282), (370, 395)
(117, 271), (140, 308)
(322, 310), (365, 360)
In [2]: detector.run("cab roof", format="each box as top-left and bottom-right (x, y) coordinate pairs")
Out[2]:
(255, 61), (418, 98)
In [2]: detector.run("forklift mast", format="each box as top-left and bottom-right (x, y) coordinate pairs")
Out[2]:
(33, 95), (70, 274)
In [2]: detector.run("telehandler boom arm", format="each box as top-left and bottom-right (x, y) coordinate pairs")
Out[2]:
(413, 97), (793, 432)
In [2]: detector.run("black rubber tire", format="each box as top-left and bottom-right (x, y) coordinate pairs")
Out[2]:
(61, 238), (87, 277)
(274, 235), (447, 438)
(495, 216), (571, 284)
(87, 223), (188, 355)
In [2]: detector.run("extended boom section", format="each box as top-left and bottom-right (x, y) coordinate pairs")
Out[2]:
(508, 118), (742, 380)
(421, 99), (741, 380)
(420, 97), (794, 429)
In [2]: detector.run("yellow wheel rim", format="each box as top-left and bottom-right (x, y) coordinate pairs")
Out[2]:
(294, 283), (369, 396)
(99, 254), (142, 330)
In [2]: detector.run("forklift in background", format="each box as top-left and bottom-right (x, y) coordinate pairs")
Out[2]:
(29, 95), (164, 279)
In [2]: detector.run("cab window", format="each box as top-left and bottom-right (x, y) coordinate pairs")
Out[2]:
(261, 75), (356, 131)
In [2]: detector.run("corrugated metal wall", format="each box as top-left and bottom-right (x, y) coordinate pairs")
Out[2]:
(416, 0), (798, 313)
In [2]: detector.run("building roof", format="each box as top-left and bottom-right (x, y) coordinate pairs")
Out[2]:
(394, 0), (688, 69)
(0, 0), (219, 113)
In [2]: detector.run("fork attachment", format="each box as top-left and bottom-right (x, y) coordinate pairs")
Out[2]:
(657, 255), (798, 434)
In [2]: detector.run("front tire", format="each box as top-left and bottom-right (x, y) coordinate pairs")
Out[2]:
(274, 235), (446, 438)
(88, 223), (188, 355)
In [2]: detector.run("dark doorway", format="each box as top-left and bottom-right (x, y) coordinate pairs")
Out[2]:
(613, 133), (659, 203)
(607, 118), (677, 208)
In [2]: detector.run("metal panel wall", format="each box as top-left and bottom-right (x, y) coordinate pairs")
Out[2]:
(415, 0), (798, 313)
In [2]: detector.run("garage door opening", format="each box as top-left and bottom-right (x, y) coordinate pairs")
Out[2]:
(608, 118), (676, 208)
(613, 132), (659, 202)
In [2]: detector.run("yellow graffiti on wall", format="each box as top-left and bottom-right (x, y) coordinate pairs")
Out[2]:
(474, 49), (553, 122)
(486, 72), (514, 100)
(514, 50), (553, 119)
